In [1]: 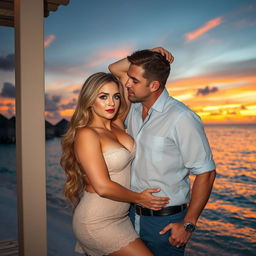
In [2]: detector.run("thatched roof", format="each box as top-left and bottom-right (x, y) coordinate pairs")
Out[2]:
(0, 0), (70, 27)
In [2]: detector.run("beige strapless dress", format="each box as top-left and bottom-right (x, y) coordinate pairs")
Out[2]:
(73, 146), (139, 256)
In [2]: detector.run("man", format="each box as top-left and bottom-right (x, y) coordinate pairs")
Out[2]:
(109, 47), (216, 256)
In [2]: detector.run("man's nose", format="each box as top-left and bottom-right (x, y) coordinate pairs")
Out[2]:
(125, 78), (131, 88)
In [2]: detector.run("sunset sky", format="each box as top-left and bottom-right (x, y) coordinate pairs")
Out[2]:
(0, 0), (256, 124)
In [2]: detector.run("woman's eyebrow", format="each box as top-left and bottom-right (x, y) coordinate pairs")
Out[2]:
(98, 92), (109, 95)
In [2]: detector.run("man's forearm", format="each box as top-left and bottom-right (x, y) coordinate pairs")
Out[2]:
(108, 57), (130, 83)
(184, 170), (216, 225)
(108, 57), (131, 122)
(158, 171), (216, 246)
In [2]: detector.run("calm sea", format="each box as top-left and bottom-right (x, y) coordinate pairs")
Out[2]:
(0, 124), (255, 256)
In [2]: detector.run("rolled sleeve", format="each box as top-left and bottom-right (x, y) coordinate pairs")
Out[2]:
(189, 160), (216, 175)
(173, 111), (216, 175)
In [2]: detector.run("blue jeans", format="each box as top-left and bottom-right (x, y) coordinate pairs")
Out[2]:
(129, 206), (187, 256)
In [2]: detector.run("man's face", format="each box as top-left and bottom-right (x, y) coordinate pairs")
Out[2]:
(125, 64), (151, 102)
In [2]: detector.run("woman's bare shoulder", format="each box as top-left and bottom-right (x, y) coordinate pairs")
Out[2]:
(75, 127), (100, 142)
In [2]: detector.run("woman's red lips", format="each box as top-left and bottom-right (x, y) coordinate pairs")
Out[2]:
(106, 109), (115, 113)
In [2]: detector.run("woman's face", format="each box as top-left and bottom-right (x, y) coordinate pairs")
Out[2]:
(91, 82), (121, 120)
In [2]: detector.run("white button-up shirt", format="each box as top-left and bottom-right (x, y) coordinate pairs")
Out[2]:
(125, 89), (216, 206)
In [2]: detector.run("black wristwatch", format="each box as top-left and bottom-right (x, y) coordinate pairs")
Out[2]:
(184, 222), (196, 232)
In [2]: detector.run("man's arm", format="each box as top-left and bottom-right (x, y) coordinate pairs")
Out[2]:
(109, 58), (131, 123)
(108, 47), (174, 123)
(160, 170), (216, 247)
(183, 170), (216, 225)
(108, 57), (130, 86)
(108, 47), (174, 84)
(160, 111), (216, 247)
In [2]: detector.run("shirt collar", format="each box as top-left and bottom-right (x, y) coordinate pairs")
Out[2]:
(133, 89), (170, 113)
(151, 89), (169, 112)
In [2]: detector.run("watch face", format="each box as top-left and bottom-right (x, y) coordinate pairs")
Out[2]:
(184, 223), (195, 232)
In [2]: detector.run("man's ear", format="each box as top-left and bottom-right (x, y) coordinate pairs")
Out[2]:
(149, 80), (160, 92)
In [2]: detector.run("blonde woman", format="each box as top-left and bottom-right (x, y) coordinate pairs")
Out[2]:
(60, 72), (169, 256)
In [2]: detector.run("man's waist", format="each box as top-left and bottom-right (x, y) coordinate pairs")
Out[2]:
(131, 186), (190, 204)
(133, 204), (187, 216)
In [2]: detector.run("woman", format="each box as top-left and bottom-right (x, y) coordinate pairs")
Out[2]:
(60, 72), (169, 256)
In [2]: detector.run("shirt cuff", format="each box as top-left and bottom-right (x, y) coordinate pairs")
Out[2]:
(190, 160), (216, 175)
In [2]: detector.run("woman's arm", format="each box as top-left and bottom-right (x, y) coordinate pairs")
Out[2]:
(75, 128), (169, 210)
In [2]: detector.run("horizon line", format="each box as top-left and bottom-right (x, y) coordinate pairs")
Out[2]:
(1, 113), (255, 126)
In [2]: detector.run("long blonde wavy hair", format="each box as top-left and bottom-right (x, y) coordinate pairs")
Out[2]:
(60, 72), (126, 208)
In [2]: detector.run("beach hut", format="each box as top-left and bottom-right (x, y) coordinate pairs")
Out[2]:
(0, 1), (69, 255)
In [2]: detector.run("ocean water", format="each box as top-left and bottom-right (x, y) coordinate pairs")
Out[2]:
(0, 124), (255, 256)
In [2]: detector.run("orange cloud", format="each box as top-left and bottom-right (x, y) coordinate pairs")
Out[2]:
(192, 101), (256, 124)
(87, 47), (133, 68)
(165, 70), (256, 124)
(185, 17), (223, 43)
(46, 81), (81, 93)
(44, 34), (56, 47)
(0, 97), (15, 118)
(42, 71), (256, 124)
(68, 46), (134, 72)
(101, 48), (133, 59)
(59, 109), (74, 119)
(0, 98), (15, 104)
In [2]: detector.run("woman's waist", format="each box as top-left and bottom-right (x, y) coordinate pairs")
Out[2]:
(76, 191), (130, 217)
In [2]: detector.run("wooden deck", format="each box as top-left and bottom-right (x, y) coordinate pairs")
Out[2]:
(0, 239), (19, 256)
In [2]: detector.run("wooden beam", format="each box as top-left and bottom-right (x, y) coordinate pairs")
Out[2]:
(46, 3), (58, 12)
(14, 0), (47, 255)
(0, 0), (70, 27)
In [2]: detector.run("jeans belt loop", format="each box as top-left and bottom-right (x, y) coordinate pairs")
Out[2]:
(137, 205), (142, 216)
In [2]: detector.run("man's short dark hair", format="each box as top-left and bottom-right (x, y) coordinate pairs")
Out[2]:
(127, 50), (170, 89)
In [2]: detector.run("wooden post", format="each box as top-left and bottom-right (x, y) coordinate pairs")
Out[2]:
(14, 0), (47, 255)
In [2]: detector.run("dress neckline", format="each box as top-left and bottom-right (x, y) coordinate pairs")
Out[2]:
(103, 143), (136, 156)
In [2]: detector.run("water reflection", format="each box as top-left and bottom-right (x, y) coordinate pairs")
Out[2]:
(1, 125), (255, 255)
(186, 124), (256, 255)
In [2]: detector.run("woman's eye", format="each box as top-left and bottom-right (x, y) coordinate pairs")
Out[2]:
(114, 95), (121, 100)
(99, 95), (107, 100)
